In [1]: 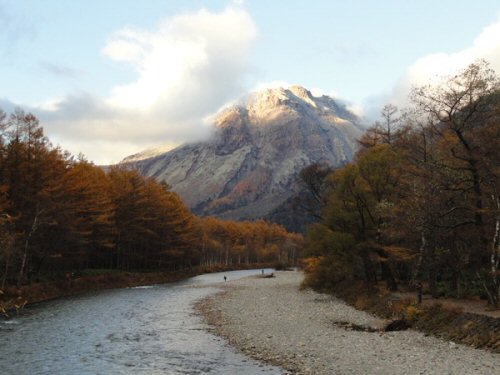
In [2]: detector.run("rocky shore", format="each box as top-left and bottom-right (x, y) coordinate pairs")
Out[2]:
(197, 271), (499, 375)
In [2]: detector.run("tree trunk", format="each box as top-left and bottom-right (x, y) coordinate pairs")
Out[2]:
(381, 261), (398, 291)
(411, 231), (426, 286)
(362, 254), (377, 283)
(428, 265), (438, 298)
(1, 253), (10, 289)
(488, 193), (500, 306)
(18, 208), (41, 287)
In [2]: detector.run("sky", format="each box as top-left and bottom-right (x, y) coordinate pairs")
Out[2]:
(1, 0), (500, 164)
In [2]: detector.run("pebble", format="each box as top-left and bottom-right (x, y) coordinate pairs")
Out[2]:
(198, 271), (499, 375)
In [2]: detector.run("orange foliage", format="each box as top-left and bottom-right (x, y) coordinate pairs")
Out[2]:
(0, 108), (302, 287)
(303, 256), (324, 273)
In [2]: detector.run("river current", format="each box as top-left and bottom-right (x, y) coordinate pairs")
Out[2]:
(0, 269), (282, 375)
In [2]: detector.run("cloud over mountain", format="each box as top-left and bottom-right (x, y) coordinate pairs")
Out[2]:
(37, 5), (258, 164)
(126, 85), (364, 230)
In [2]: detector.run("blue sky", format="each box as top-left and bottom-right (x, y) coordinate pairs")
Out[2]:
(1, 0), (500, 164)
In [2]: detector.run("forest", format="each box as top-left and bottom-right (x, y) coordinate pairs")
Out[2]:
(303, 61), (500, 307)
(0, 111), (301, 290)
(1, 60), (498, 311)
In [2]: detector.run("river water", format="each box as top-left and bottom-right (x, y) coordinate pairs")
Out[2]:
(0, 269), (283, 375)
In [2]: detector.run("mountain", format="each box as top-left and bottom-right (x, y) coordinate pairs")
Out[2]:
(123, 85), (364, 229)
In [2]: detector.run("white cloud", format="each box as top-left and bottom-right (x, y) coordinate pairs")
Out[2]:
(390, 17), (500, 109)
(37, 5), (258, 165)
(345, 104), (364, 118)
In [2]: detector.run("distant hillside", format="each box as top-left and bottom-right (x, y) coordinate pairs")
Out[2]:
(123, 86), (364, 230)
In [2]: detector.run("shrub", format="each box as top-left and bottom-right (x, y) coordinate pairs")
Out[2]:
(405, 304), (424, 321)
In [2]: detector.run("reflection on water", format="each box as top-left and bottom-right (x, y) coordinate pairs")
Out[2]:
(0, 269), (282, 374)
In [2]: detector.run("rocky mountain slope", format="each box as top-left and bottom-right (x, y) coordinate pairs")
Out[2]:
(123, 86), (364, 227)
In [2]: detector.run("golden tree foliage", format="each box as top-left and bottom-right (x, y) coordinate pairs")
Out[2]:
(304, 61), (500, 305)
(197, 217), (301, 266)
(0, 110), (302, 287)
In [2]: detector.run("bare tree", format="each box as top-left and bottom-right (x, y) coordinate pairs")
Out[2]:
(410, 60), (500, 305)
(358, 104), (400, 147)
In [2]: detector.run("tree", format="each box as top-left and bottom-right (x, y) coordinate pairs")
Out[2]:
(410, 60), (500, 305)
(308, 145), (405, 290)
(0, 106), (304, 287)
(47, 161), (116, 269)
(0, 110), (69, 284)
(304, 61), (500, 305)
(108, 167), (198, 271)
(358, 104), (401, 148)
(0, 185), (15, 288)
(296, 162), (333, 220)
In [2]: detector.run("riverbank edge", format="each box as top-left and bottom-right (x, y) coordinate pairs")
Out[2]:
(305, 279), (500, 353)
(196, 271), (499, 375)
(195, 281), (300, 373)
(197, 272), (499, 363)
(0, 264), (273, 316)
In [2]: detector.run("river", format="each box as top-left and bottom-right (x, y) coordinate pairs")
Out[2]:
(0, 269), (283, 375)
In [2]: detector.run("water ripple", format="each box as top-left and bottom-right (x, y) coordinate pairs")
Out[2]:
(0, 269), (281, 375)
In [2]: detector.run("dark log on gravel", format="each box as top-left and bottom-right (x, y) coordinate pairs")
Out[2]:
(384, 319), (411, 331)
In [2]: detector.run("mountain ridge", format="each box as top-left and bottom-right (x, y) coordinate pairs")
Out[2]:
(123, 86), (364, 228)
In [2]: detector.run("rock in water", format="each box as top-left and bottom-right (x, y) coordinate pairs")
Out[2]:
(122, 86), (364, 226)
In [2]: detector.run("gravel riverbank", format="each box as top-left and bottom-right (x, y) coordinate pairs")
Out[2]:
(197, 271), (499, 375)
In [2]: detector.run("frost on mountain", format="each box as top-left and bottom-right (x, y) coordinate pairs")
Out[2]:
(123, 86), (364, 228)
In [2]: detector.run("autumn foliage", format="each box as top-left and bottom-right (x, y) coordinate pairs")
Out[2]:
(304, 61), (500, 306)
(0, 110), (301, 289)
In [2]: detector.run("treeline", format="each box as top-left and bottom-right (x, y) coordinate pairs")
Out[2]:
(199, 217), (301, 267)
(0, 110), (301, 288)
(303, 61), (500, 306)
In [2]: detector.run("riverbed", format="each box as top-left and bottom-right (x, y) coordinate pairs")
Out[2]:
(0, 269), (283, 375)
(199, 271), (499, 375)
